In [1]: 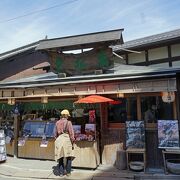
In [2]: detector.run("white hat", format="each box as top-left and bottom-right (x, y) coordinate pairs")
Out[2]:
(61, 109), (70, 116)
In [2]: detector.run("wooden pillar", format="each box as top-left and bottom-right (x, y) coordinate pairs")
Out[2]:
(100, 103), (108, 130)
(99, 103), (108, 164)
(137, 95), (142, 120)
(173, 99), (177, 120)
(176, 73), (180, 121)
(13, 114), (19, 158)
(168, 45), (172, 67)
(145, 50), (149, 66)
(125, 53), (128, 65)
(127, 98), (131, 120)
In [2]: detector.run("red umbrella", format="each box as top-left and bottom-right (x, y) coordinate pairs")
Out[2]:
(109, 100), (122, 105)
(74, 95), (114, 104)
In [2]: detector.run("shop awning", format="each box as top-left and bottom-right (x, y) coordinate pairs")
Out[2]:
(74, 95), (114, 104)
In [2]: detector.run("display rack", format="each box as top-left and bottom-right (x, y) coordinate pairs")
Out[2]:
(162, 149), (180, 174)
(0, 130), (7, 162)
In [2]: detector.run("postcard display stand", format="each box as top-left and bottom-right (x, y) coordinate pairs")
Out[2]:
(0, 130), (7, 162)
(18, 121), (55, 160)
(126, 121), (146, 172)
(158, 120), (180, 174)
(72, 123), (100, 169)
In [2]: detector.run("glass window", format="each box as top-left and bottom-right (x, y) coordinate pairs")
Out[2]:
(108, 98), (127, 123)
(141, 96), (174, 123)
(44, 122), (56, 137)
(108, 97), (137, 123)
(23, 121), (46, 137)
(127, 97), (137, 120)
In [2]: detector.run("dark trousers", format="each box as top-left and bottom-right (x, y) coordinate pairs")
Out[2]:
(58, 157), (72, 174)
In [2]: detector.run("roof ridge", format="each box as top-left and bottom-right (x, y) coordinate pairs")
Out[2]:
(39, 28), (124, 42)
(113, 28), (180, 51)
(125, 28), (180, 44)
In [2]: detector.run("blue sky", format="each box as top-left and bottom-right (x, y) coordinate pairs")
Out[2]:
(0, 0), (180, 53)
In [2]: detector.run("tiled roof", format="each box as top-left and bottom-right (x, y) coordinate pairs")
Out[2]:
(0, 64), (178, 88)
(113, 28), (180, 51)
(36, 29), (124, 50)
(0, 41), (39, 61)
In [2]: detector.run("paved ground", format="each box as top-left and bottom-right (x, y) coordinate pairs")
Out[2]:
(0, 157), (180, 180)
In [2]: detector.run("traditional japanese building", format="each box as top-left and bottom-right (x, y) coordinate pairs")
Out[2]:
(0, 28), (180, 171)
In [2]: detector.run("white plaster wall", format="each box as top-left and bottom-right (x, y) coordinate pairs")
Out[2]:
(171, 44), (180, 57)
(128, 51), (145, 64)
(113, 55), (126, 64)
(149, 47), (168, 60)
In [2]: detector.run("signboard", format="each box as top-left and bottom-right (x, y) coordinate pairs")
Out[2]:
(158, 120), (179, 149)
(0, 130), (7, 161)
(126, 121), (145, 149)
(50, 47), (113, 75)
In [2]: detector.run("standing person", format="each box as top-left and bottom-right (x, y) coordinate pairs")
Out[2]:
(144, 105), (156, 123)
(54, 109), (75, 177)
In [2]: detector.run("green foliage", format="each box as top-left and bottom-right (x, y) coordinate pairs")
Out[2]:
(55, 57), (63, 73)
(97, 50), (109, 68)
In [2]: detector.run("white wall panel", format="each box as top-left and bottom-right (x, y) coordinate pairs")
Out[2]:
(128, 51), (145, 64)
(171, 44), (180, 57)
(149, 47), (168, 60)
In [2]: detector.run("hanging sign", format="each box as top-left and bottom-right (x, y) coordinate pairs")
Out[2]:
(162, 92), (175, 103)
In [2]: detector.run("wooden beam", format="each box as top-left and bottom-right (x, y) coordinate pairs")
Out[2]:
(132, 55), (180, 66)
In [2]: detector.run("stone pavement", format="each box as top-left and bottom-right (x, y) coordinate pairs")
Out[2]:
(0, 157), (180, 180)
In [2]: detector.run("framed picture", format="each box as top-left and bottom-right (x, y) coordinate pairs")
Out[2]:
(72, 125), (81, 141)
(85, 124), (96, 141)
(126, 121), (145, 149)
(158, 120), (179, 149)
